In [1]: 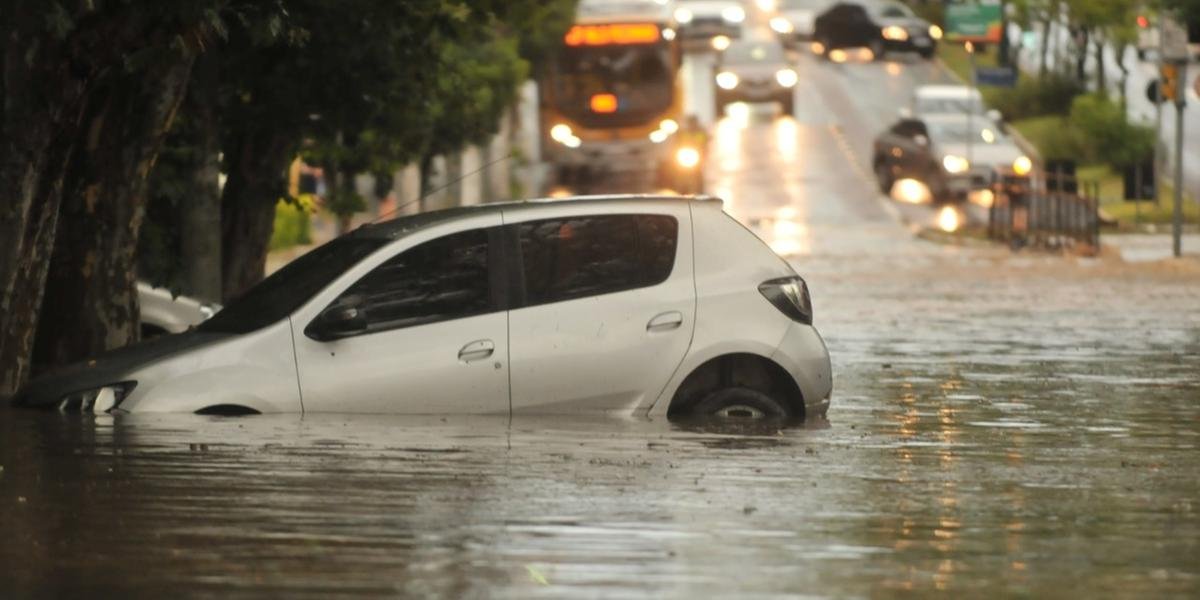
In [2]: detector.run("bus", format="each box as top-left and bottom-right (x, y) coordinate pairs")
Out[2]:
(541, 0), (703, 193)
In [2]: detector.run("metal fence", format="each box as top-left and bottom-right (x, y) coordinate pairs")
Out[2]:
(987, 173), (1100, 251)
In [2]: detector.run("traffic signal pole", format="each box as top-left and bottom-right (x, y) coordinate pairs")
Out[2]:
(1172, 64), (1186, 258)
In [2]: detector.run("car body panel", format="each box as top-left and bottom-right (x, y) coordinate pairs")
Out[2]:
(504, 200), (696, 415)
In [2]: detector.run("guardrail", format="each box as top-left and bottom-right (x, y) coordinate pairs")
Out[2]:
(987, 172), (1099, 251)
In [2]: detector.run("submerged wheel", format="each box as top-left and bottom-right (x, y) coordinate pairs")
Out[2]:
(869, 39), (885, 60)
(692, 387), (791, 420)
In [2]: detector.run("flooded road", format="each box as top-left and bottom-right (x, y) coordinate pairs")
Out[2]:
(4, 28), (1200, 600)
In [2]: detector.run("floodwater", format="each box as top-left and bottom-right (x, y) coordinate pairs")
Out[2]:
(5, 28), (1200, 600)
(3, 246), (1198, 598)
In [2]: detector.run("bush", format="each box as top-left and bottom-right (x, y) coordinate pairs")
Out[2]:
(269, 197), (313, 251)
(1068, 94), (1154, 169)
(983, 72), (1084, 121)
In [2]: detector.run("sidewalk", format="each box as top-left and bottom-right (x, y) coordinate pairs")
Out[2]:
(1104, 232), (1200, 262)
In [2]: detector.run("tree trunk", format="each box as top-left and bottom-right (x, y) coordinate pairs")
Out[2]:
(34, 57), (196, 371)
(1074, 28), (1089, 84)
(1114, 41), (1130, 113)
(179, 51), (223, 303)
(220, 131), (294, 302)
(1093, 35), (1106, 95)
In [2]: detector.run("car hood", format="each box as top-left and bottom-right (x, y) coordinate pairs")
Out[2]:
(938, 143), (1025, 167)
(11, 330), (233, 408)
(721, 62), (788, 79)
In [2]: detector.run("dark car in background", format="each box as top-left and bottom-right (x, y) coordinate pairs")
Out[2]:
(713, 39), (798, 116)
(813, 0), (940, 60)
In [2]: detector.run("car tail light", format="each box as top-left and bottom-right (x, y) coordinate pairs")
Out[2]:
(759, 276), (812, 324)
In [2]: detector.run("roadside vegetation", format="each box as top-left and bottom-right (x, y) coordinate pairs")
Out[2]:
(931, 0), (1198, 227)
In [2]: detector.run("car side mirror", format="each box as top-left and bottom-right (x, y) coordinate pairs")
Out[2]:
(307, 299), (368, 341)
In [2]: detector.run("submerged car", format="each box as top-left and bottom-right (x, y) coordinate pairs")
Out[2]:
(872, 115), (1033, 203)
(813, 0), (939, 60)
(714, 39), (798, 116)
(15, 195), (832, 421)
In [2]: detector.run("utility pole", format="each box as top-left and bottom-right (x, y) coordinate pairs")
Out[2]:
(1172, 64), (1186, 258)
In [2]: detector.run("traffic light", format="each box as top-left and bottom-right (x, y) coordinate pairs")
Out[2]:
(1137, 14), (1149, 29)
(1161, 63), (1179, 102)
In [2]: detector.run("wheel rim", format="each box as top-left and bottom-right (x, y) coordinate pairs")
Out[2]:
(712, 404), (767, 419)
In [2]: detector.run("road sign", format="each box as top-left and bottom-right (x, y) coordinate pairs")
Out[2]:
(945, 2), (1002, 43)
(1161, 64), (1181, 102)
(974, 66), (1016, 87)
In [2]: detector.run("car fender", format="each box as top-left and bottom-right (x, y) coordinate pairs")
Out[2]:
(643, 336), (786, 418)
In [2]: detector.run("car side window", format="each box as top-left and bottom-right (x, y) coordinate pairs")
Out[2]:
(333, 228), (494, 332)
(517, 214), (678, 307)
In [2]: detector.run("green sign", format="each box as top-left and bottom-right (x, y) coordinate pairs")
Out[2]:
(946, 2), (1002, 43)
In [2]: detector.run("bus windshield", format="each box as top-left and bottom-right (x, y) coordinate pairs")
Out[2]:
(550, 42), (674, 127)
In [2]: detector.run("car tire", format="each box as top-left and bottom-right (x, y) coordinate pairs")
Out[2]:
(869, 39), (885, 60)
(874, 160), (893, 194)
(691, 387), (792, 420)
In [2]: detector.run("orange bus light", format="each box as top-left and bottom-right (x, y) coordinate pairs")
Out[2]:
(590, 94), (618, 113)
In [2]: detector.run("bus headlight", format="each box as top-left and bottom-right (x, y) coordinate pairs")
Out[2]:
(676, 147), (701, 169)
(942, 155), (970, 174)
(712, 35), (732, 51)
(659, 119), (679, 134)
(1013, 155), (1032, 176)
(716, 71), (739, 90)
(929, 25), (943, 40)
(550, 123), (572, 143)
(674, 8), (693, 23)
(775, 68), (798, 87)
(722, 6), (745, 23)
(882, 25), (909, 41)
(770, 17), (794, 34)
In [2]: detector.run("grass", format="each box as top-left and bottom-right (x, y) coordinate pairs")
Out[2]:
(936, 42), (998, 84)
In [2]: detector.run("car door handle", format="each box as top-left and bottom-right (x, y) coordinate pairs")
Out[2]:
(458, 339), (495, 362)
(647, 311), (684, 332)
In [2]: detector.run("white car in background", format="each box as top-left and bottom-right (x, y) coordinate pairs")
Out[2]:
(17, 196), (832, 422)
(137, 282), (220, 337)
(910, 85), (1002, 125)
(770, 0), (834, 45)
(674, 0), (746, 49)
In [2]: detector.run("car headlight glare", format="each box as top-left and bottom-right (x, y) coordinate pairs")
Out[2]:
(770, 17), (794, 34)
(942, 155), (970, 174)
(711, 35), (732, 51)
(722, 6), (746, 23)
(775, 68), (799, 87)
(929, 24), (943, 40)
(715, 71), (739, 90)
(674, 8), (693, 23)
(1013, 155), (1033, 176)
(550, 123), (572, 143)
(676, 147), (701, 169)
(882, 25), (909, 41)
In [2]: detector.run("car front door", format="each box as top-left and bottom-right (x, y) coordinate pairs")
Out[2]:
(505, 206), (695, 415)
(292, 220), (510, 414)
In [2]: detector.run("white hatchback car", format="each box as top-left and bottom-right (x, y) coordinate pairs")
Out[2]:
(15, 196), (832, 421)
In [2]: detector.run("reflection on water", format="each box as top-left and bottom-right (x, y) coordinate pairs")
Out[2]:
(2, 330), (1198, 598)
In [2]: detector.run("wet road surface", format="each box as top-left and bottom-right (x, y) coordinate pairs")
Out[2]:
(4, 35), (1200, 600)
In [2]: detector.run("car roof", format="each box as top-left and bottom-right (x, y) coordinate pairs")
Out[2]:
(915, 85), (982, 99)
(351, 194), (722, 240)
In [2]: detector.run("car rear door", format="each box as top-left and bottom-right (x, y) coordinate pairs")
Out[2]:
(504, 203), (695, 415)
(291, 217), (511, 414)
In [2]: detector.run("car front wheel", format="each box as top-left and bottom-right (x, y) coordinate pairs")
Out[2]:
(692, 387), (792, 420)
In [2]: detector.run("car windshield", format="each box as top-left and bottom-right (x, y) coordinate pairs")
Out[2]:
(926, 120), (1006, 145)
(873, 2), (913, 18)
(916, 95), (986, 114)
(550, 42), (674, 127)
(199, 235), (388, 334)
(723, 42), (785, 64)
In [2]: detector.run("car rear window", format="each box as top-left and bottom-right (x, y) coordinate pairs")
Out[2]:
(516, 214), (678, 307)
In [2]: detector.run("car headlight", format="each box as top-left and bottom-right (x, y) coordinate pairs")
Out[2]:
(770, 17), (794, 34)
(711, 35), (732, 51)
(942, 155), (970, 174)
(1013, 155), (1033, 176)
(715, 71), (739, 90)
(722, 6), (746, 23)
(550, 123), (572, 143)
(882, 25), (909, 41)
(929, 24), (943, 40)
(659, 118), (679, 134)
(775, 68), (798, 87)
(58, 382), (137, 413)
(676, 147), (701, 169)
(674, 7), (693, 23)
